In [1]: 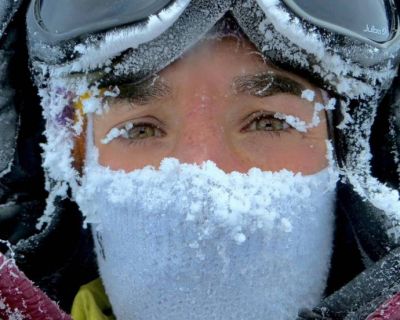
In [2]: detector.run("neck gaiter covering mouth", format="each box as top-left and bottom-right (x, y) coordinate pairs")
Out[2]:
(75, 154), (337, 320)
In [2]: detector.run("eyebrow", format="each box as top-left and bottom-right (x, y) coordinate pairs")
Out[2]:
(232, 73), (305, 98)
(99, 71), (304, 107)
(104, 76), (171, 105)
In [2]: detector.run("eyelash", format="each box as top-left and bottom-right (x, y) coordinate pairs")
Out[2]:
(114, 121), (166, 146)
(241, 111), (291, 135)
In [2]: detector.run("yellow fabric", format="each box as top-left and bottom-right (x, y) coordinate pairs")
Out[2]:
(71, 278), (115, 320)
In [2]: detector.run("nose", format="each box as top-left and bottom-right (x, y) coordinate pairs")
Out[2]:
(169, 98), (247, 173)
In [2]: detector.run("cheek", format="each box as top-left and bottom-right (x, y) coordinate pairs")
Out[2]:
(96, 140), (171, 172)
(235, 131), (329, 175)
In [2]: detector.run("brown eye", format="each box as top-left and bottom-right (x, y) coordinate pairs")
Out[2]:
(244, 114), (289, 132)
(127, 124), (164, 140)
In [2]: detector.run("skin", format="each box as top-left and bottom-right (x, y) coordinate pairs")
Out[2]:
(93, 36), (329, 174)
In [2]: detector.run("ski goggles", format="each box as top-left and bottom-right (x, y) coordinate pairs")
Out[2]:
(28, 0), (399, 47)
(27, 0), (400, 86)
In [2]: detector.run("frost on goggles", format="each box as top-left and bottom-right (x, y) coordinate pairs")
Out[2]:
(33, 0), (171, 42)
(282, 0), (397, 44)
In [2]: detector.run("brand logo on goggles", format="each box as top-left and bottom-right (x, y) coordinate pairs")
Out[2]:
(364, 24), (389, 36)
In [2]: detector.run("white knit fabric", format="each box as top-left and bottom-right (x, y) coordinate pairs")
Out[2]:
(75, 146), (337, 320)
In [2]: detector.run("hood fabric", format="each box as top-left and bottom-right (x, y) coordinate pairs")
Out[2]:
(0, 0), (22, 177)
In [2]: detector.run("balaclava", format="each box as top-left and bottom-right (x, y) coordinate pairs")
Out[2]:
(71, 109), (339, 319)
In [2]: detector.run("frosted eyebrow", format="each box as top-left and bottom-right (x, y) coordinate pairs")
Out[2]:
(233, 73), (305, 98)
(105, 77), (171, 105)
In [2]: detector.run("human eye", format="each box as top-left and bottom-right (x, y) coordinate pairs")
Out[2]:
(101, 119), (165, 145)
(126, 123), (165, 140)
(242, 111), (290, 133)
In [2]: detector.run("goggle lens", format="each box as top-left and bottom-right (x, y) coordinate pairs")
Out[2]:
(36, 0), (172, 39)
(283, 0), (396, 43)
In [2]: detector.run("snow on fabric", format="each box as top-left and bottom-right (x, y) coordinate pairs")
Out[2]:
(70, 0), (191, 71)
(74, 139), (337, 319)
(0, 252), (72, 320)
(0, 0), (22, 38)
(0, 19), (19, 177)
(254, 0), (396, 100)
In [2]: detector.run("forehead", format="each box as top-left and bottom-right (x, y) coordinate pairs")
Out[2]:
(156, 36), (313, 91)
(166, 37), (264, 80)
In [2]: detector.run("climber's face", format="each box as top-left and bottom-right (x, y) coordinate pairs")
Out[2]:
(93, 36), (329, 174)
